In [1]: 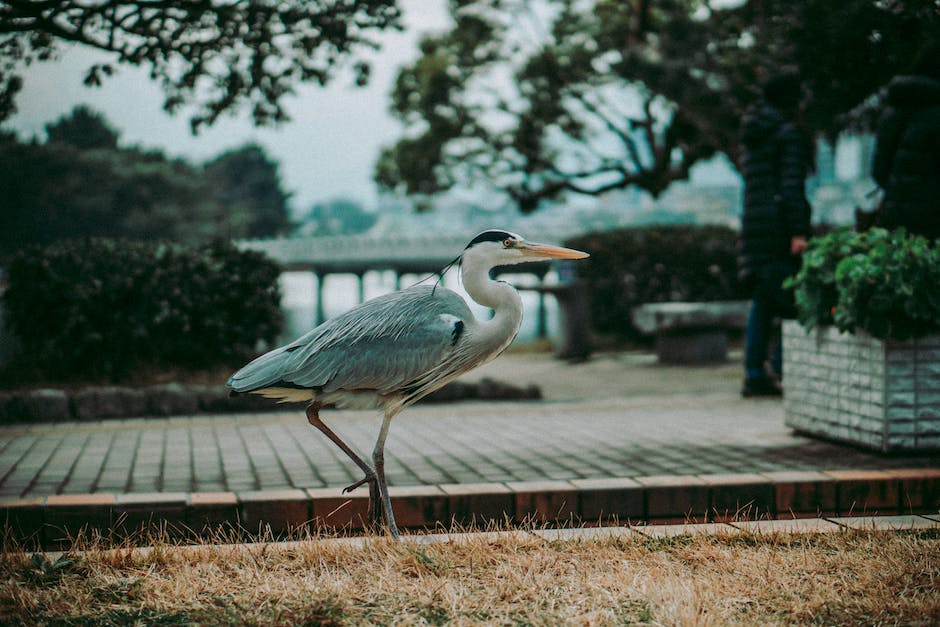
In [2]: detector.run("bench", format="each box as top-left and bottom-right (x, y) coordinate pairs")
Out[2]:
(631, 301), (750, 364)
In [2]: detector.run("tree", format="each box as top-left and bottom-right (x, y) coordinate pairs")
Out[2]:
(376, 0), (939, 212)
(45, 104), (119, 149)
(0, 0), (401, 130)
(0, 108), (274, 255)
(302, 197), (376, 235)
(708, 0), (940, 137)
(203, 144), (292, 238)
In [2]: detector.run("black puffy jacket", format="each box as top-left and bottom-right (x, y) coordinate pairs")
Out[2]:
(872, 76), (940, 240)
(737, 102), (812, 279)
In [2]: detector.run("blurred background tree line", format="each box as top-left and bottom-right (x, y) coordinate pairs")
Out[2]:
(2, 0), (936, 230)
(0, 106), (290, 258)
(0, 0), (937, 383)
(377, 0), (939, 210)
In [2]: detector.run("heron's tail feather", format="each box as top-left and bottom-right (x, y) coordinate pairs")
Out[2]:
(226, 346), (292, 393)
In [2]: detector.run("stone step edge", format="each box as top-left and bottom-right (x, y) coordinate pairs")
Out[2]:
(0, 378), (540, 424)
(22, 514), (940, 564)
(2, 468), (938, 545)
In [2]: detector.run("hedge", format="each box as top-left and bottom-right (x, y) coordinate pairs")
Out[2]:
(564, 225), (748, 339)
(2, 238), (283, 381)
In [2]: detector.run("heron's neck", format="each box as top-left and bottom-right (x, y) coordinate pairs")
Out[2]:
(461, 257), (524, 348)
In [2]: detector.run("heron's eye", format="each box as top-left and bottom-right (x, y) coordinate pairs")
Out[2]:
(503, 239), (514, 248)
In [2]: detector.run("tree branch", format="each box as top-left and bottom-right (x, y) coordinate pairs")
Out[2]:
(0, 0), (401, 128)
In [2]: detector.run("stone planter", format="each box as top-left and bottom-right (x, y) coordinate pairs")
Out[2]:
(782, 320), (940, 452)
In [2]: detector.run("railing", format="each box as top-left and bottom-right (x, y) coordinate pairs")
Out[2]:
(235, 230), (576, 274)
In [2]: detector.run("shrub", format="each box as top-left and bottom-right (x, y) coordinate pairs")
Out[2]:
(564, 225), (747, 338)
(787, 228), (940, 340)
(2, 238), (283, 381)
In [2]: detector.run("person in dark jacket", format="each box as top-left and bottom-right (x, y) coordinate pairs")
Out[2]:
(871, 42), (940, 240)
(738, 71), (813, 397)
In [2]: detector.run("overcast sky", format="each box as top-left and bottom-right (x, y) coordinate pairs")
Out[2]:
(6, 0), (451, 216)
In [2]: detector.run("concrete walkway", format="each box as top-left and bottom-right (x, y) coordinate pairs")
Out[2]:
(1, 351), (937, 499)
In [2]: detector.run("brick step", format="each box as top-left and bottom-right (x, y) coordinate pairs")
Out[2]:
(3, 468), (938, 549)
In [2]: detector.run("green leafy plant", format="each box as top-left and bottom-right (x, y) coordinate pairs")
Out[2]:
(21, 553), (77, 585)
(2, 238), (283, 381)
(787, 228), (940, 340)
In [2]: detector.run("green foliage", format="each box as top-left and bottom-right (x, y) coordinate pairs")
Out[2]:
(2, 239), (283, 381)
(302, 197), (377, 235)
(45, 104), (119, 150)
(21, 553), (78, 585)
(0, 0), (401, 130)
(788, 229), (940, 340)
(378, 0), (939, 210)
(0, 112), (292, 256)
(203, 144), (292, 238)
(565, 225), (747, 338)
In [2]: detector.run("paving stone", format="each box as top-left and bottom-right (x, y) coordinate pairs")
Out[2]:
(388, 485), (448, 529)
(632, 522), (739, 538)
(568, 477), (644, 523)
(699, 473), (775, 521)
(0, 497), (45, 544)
(439, 482), (514, 527)
(188, 492), (239, 532)
(1, 385), (939, 544)
(145, 383), (200, 416)
(883, 468), (940, 512)
(825, 470), (900, 515)
(16, 389), (71, 423)
(764, 470), (838, 518)
(531, 526), (636, 542)
(44, 493), (115, 542)
(635, 475), (709, 522)
(238, 489), (310, 536)
(828, 514), (940, 531)
(72, 387), (148, 420)
(308, 486), (371, 531)
(729, 518), (841, 534)
(506, 480), (579, 524)
(114, 492), (189, 537)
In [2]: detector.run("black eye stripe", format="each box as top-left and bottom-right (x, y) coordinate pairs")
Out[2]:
(465, 230), (518, 249)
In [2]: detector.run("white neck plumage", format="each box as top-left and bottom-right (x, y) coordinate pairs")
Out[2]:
(460, 252), (524, 354)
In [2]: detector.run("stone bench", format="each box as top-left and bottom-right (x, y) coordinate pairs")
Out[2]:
(631, 301), (750, 363)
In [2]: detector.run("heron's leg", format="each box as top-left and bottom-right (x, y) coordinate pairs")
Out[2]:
(305, 403), (379, 524)
(372, 408), (400, 539)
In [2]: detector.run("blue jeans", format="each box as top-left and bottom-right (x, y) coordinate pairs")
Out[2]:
(745, 296), (782, 380)
(744, 259), (797, 381)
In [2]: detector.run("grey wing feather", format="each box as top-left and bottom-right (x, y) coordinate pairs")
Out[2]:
(227, 285), (473, 395)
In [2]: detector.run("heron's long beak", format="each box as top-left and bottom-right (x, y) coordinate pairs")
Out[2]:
(519, 241), (590, 260)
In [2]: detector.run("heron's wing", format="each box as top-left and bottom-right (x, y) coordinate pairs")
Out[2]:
(227, 285), (473, 395)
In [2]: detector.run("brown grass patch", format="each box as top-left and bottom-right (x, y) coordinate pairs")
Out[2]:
(1, 526), (937, 625)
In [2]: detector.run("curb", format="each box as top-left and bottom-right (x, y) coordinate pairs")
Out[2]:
(0, 378), (541, 424)
(27, 515), (940, 564)
(3, 467), (939, 549)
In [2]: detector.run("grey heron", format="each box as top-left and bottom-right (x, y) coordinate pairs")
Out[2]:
(226, 230), (589, 538)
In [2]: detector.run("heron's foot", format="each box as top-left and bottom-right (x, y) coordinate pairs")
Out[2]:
(341, 474), (383, 530)
(343, 472), (377, 494)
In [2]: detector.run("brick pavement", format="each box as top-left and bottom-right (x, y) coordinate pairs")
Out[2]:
(1, 392), (937, 499)
(1, 351), (938, 545)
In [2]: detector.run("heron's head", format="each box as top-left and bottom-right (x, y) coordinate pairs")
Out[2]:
(462, 230), (589, 267)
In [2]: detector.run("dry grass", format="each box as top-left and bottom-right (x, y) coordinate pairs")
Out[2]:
(1, 525), (937, 626)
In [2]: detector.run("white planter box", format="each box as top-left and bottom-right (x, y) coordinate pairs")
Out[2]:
(782, 320), (940, 452)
